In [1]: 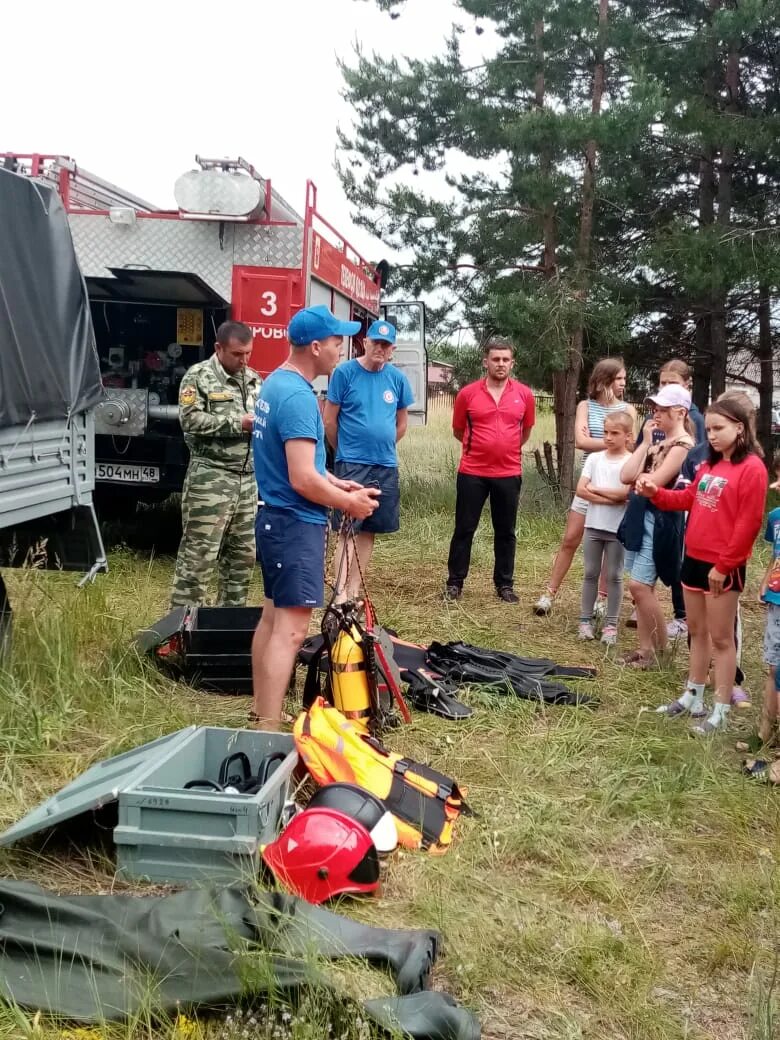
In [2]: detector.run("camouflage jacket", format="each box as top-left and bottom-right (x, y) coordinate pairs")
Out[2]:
(178, 354), (262, 473)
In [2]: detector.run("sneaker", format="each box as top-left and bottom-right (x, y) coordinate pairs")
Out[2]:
(600, 625), (618, 646)
(444, 584), (462, 601)
(626, 609), (638, 629)
(497, 586), (519, 604)
(666, 618), (689, 638)
(593, 598), (607, 620)
(578, 622), (595, 641)
(534, 592), (553, 616)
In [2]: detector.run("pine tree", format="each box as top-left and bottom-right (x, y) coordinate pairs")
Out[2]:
(624, 0), (780, 412)
(340, 0), (656, 496)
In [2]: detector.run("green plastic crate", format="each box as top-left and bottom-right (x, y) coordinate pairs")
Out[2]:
(114, 727), (297, 884)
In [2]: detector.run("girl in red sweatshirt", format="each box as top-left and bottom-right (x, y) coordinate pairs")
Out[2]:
(636, 399), (768, 735)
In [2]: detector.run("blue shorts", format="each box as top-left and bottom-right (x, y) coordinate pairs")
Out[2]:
(764, 603), (780, 667)
(331, 462), (400, 534)
(255, 506), (326, 608)
(624, 510), (658, 586)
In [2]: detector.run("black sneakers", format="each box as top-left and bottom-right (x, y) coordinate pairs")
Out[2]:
(445, 585), (519, 603)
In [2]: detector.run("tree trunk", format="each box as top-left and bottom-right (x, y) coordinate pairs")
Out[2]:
(757, 283), (774, 463)
(535, 19), (557, 282)
(556, 0), (607, 499)
(534, 17), (569, 498)
(694, 0), (720, 404)
(692, 313), (711, 411)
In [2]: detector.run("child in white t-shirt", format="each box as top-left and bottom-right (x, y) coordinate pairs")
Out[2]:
(575, 411), (634, 644)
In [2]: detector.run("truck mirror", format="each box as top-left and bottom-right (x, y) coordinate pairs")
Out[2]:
(375, 259), (391, 291)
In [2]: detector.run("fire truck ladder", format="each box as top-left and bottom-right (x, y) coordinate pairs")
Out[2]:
(0, 153), (158, 213)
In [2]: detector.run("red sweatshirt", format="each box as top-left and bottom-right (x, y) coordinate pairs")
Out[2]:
(652, 454), (767, 572)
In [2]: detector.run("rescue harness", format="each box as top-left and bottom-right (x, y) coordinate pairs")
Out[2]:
(294, 698), (472, 854)
(308, 517), (412, 735)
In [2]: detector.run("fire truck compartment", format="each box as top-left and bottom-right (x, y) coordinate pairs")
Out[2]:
(87, 269), (229, 501)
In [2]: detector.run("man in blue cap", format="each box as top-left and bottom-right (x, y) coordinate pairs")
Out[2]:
(250, 305), (380, 728)
(323, 318), (415, 601)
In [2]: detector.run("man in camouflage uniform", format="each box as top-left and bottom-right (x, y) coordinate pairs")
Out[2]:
(170, 321), (262, 608)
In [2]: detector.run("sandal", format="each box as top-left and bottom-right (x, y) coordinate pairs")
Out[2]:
(247, 710), (296, 726)
(626, 654), (659, 671)
(731, 687), (751, 710)
(656, 699), (707, 719)
(690, 720), (721, 737)
(618, 649), (645, 666)
(742, 758), (769, 780)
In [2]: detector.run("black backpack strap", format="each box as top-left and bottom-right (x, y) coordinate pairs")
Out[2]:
(385, 771), (449, 849)
(302, 643), (327, 709)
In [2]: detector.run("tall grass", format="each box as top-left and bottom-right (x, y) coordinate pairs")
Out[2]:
(398, 404), (560, 516)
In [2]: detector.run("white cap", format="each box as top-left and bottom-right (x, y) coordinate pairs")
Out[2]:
(645, 385), (692, 410)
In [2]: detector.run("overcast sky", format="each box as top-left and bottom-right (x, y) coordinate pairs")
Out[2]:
(2, 0), (485, 264)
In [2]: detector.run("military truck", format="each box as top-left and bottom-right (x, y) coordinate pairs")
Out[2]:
(0, 164), (106, 649)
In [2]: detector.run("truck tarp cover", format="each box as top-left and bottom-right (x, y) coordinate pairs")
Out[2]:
(0, 167), (103, 428)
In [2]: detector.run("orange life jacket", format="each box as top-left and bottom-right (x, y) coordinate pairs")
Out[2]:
(294, 698), (471, 854)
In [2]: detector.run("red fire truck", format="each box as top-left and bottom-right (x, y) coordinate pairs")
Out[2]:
(1, 153), (426, 506)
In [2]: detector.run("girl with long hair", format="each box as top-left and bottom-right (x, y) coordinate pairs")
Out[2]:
(618, 385), (695, 668)
(534, 358), (636, 616)
(638, 399), (768, 734)
(627, 358), (706, 636)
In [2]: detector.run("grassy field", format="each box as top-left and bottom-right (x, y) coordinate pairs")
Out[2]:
(0, 408), (779, 1040)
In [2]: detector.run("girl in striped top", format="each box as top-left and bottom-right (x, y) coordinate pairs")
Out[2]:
(534, 358), (636, 616)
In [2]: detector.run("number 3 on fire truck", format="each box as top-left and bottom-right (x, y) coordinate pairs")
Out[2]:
(259, 291), (277, 317)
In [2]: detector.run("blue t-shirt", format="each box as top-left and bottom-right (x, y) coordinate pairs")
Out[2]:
(763, 506), (780, 605)
(326, 360), (415, 467)
(253, 368), (327, 525)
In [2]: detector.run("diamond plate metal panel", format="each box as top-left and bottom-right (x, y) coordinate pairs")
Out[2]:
(233, 224), (302, 269)
(69, 216), (236, 300)
(94, 389), (148, 437)
(69, 216), (304, 301)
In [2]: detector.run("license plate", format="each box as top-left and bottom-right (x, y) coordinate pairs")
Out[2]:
(96, 463), (160, 484)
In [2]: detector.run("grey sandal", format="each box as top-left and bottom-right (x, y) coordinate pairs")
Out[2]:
(690, 720), (720, 737)
(656, 699), (707, 718)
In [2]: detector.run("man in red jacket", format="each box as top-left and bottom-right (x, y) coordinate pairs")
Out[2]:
(445, 341), (536, 603)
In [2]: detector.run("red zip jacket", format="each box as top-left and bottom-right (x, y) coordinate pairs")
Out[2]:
(652, 453), (767, 572)
(453, 378), (536, 478)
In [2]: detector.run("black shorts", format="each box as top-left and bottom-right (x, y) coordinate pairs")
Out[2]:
(680, 554), (746, 595)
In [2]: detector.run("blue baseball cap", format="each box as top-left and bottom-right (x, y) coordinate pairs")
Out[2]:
(366, 319), (396, 345)
(288, 305), (361, 346)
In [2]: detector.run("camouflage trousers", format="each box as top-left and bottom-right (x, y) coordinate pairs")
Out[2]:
(170, 460), (257, 608)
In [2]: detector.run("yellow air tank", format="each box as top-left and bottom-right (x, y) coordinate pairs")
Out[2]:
(330, 624), (371, 728)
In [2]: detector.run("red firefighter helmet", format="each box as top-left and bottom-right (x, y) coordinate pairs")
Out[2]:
(261, 807), (380, 904)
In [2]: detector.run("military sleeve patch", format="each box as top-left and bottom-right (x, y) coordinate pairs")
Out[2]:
(179, 385), (197, 406)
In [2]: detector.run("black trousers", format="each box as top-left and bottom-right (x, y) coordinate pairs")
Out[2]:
(447, 473), (522, 589)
